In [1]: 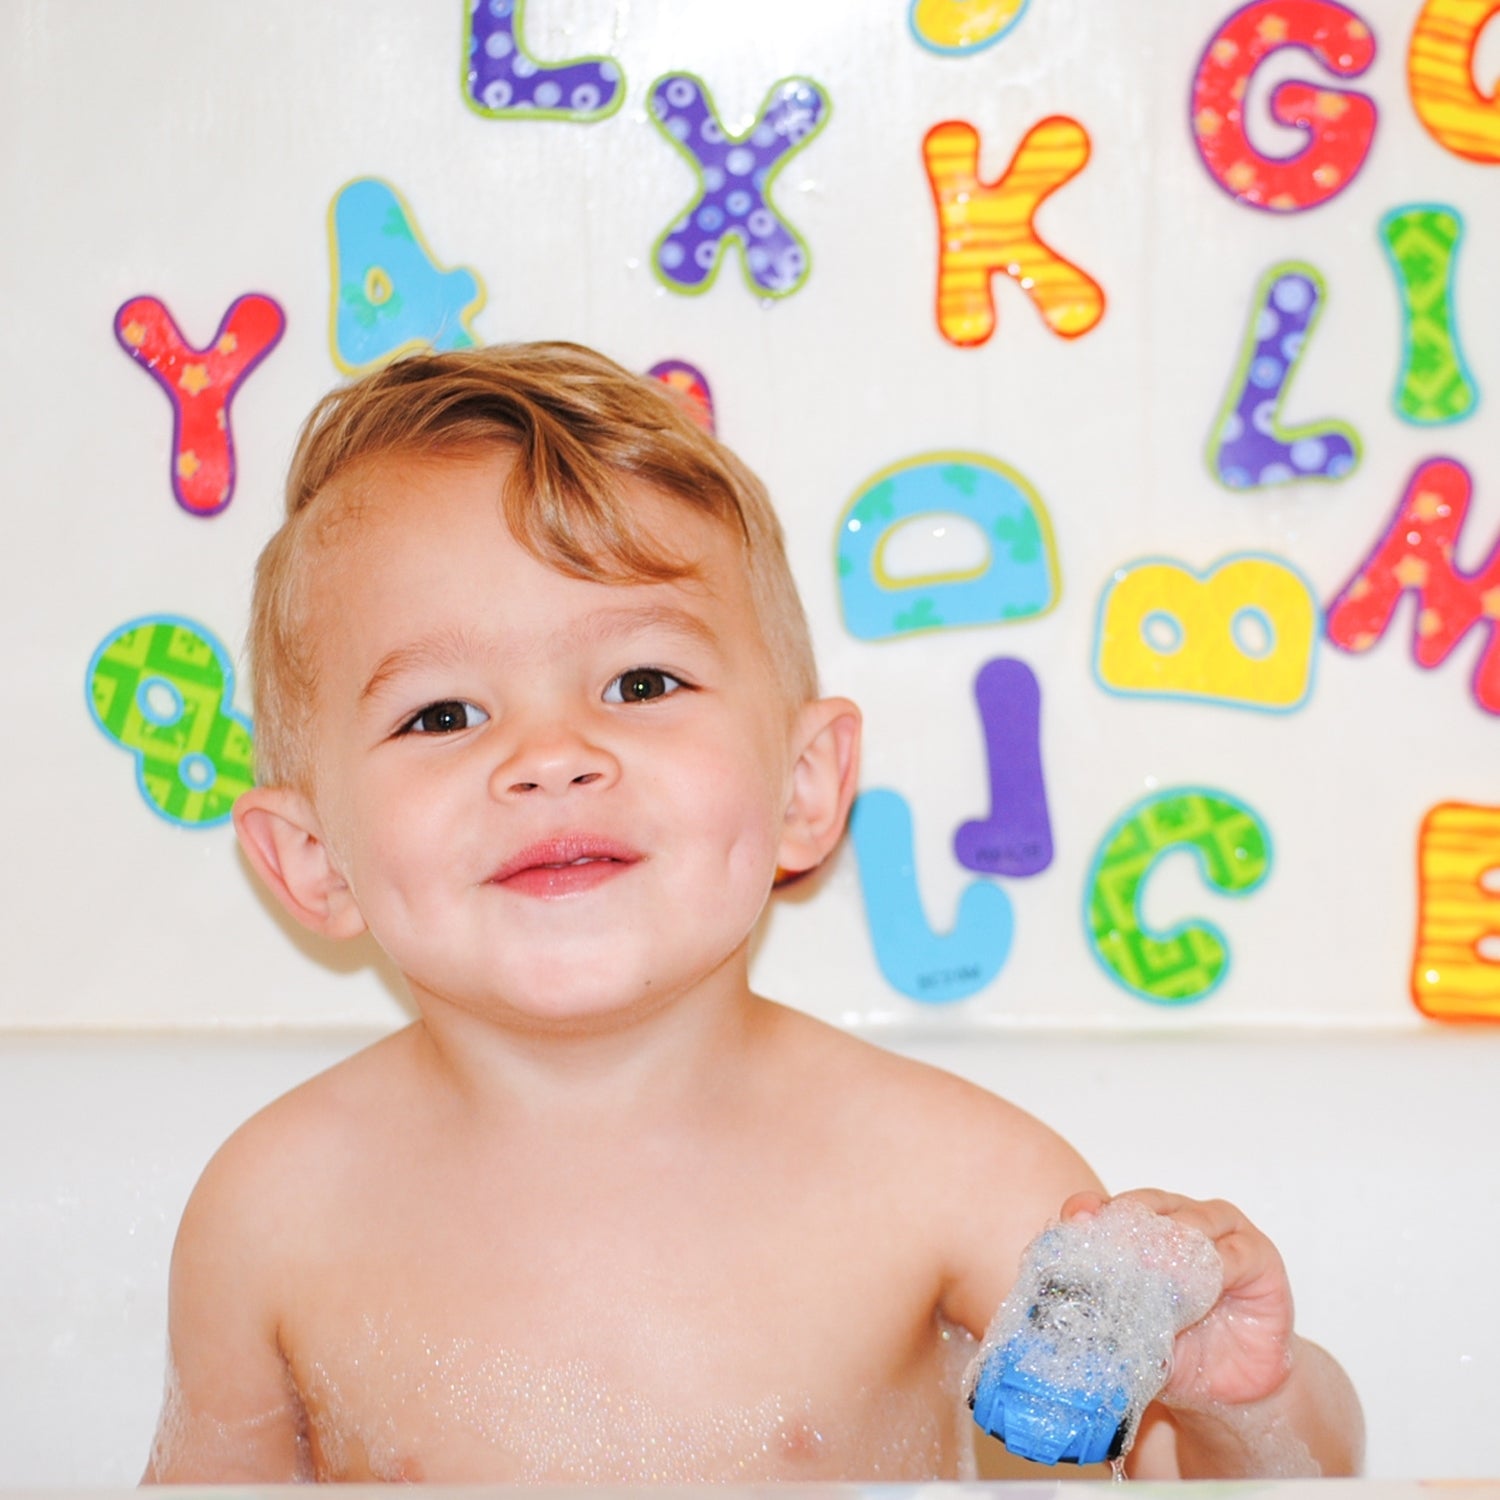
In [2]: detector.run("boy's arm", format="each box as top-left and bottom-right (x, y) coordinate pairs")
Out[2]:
(142, 1134), (310, 1482)
(1130, 1333), (1363, 1477)
(1099, 1190), (1365, 1479)
(935, 1094), (1363, 1480)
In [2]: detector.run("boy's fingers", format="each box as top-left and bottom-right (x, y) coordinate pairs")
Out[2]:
(1101, 1190), (1283, 1293)
(1059, 1189), (1107, 1220)
(1111, 1189), (1246, 1241)
(1057, 1189), (1282, 1292)
(1059, 1187), (1204, 1224)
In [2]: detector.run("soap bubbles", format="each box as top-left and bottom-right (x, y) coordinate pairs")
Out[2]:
(965, 1197), (1222, 1467)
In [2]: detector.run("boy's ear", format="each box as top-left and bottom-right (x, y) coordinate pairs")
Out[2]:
(232, 787), (367, 941)
(778, 696), (862, 878)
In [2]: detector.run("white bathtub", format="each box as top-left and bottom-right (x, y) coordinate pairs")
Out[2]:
(3, 1029), (1496, 1485)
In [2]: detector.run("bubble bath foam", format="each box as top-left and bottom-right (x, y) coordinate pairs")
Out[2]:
(966, 1198), (1222, 1466)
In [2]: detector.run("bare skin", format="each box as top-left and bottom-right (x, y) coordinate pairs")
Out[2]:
(144, 450), (1363, 1482)
(147, 1002), (1105, 1481)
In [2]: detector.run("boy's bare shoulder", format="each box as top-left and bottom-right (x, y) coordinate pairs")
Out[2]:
(175, 1026), (424, 1263)
(759, 1001), (1101, 1328)
(762, 1000), (1095, 1191)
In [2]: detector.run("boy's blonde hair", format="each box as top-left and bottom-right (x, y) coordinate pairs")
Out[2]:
(248, 342), (818, 790)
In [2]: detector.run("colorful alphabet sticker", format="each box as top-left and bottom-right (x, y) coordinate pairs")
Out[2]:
(328, 178), (485, 375)
(923, 116), (1104, 348)
(464, 0), (623, 121)
(1209, 263), (1360, 489)
(954, 658), (1053, 877)
(649, 73), (830, 299)
(851, 788), (1013, 1004)
(1413, 802), (1500, 1020)
(647, 358), (716, 433)
(1190, 0), (1378, 212)
(1085, 789), (1273, 1005)
(86, 616), (255, 828)
(1095, 555), (1320, 711)
(837, 452), (1060, 641)
(1326, 457), (1500, 713)
(1381, 205), (1480, 425)
(909, 0), (1029, 56)
(1409, 0), (1500, 163)
(114, 294), (285, 518)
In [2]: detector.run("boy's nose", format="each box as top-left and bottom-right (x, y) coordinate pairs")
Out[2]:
(489, 724), (620, 799)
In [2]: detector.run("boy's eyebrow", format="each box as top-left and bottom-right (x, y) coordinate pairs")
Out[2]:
(565, 602), (721, 654)
(358, 605), (721, 702)
(359, 626), (484, 702)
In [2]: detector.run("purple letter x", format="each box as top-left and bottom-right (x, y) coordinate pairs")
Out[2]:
(649, 72), (830, 299)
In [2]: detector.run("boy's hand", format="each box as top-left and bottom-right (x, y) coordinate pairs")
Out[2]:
(1060, 1187), (1294, 1410)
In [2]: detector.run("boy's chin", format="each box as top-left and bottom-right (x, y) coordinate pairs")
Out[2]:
(500, 991), (675, 1036)
(417, 972), (709, 1036)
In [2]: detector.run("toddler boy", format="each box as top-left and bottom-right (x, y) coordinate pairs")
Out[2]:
(144, 342), (1362, 1482)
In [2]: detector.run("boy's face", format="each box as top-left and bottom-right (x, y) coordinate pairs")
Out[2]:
(294, 449), (804, 1031)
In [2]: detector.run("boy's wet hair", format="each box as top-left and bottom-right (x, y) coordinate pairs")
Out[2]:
(249, 341), (818, 790)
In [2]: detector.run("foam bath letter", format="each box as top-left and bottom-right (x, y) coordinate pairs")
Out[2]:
(1209, 263), (1360, 489)
(1413, 802), (1500, 1020)
(114, 294), (285, 518)
(1326, 457), (1500, 713)
(910, 0), (1029, 56)
(1085, 789), (1272, 1005)
(329, 178), (485, 375)
(86, 616), (255, 828)
(649, 73), (829, 299)
(923, 116), (1105, 348)
(954, 658), (1053, 877)
(836, 451), (1060, 641)
(1381, 205), (1480, 425)
(1191, 0), (1378, 211)
(851, 788), (1013, 1004)
(647, 358), (715, 432)
(464, 0), (624, 120)
(1409, 0), (1500, 162)
(1095, 555), (1319, 711)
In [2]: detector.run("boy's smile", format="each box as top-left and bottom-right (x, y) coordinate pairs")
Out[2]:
(295, 448), (806, 1034)
(487, 834), (644, 897)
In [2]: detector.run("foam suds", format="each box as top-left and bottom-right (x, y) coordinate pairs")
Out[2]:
(965, 1197), (1223, 1465)
(940, 1315), (981, 1480)
(1170, 1394), (1320, 1477)
(147, 1354), (313, 1481)
(293, 1311), (977, 1481)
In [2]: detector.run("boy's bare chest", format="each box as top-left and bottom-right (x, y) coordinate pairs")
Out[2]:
(275, 1136), (967, 1481)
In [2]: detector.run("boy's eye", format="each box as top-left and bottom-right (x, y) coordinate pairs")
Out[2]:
(402, 700), (489, 735)
(603, 668), (685, 704)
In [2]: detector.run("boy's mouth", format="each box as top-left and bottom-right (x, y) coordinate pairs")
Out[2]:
(489, 837), (642, 896)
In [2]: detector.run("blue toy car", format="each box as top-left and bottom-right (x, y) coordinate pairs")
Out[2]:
(968, 1276), (1133, 1466)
